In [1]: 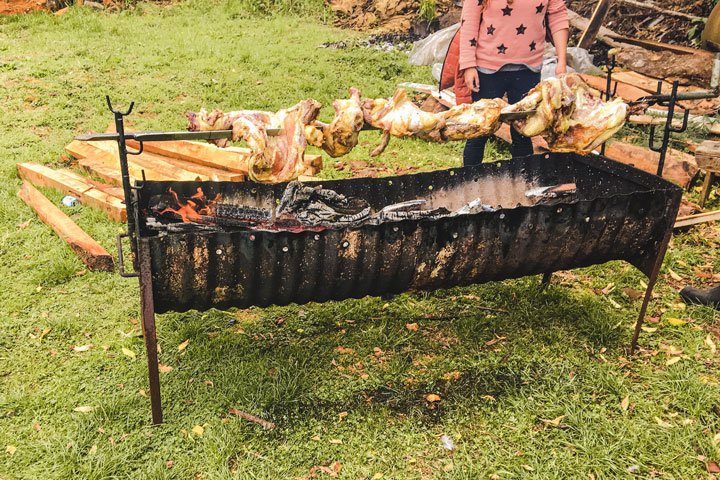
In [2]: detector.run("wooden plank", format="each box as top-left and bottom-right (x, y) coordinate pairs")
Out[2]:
(66, 140), (142, 183)
(675, 209), (720, 228)
(18, 182), (114, 271)
(77, 157), (124, 186)
(58, 169), (125, 200)
(125, 139), (249, 174)
(579, 74), (650, 102)
(143, 151), (245, 181)
(89, 141), (206, 182)
(17, 163), (127, 222)
(17, 162), (93, 198)
(695, 140), (720, 172)
(611, 36), (710, 56)
(578, 0), (612, 50)
(613, 71), (699, 95)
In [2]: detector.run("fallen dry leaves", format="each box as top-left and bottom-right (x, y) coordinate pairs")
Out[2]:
(121, 347), (136, 360)
(72, 344), (92, 352)
(425, 393), (441, 402)
(541, 415), (565, 427)
(177, 339), (189, 351)
(158, 363), (173, 373)
(405, 323), (419, 331)
(191, 425), (204, 436)
(706, 335), (717, 355)
(304, 461), (342, 478)
(73, 406), (95, 413)
(620, 396), (630, 412)
(5, 445), (16, 455)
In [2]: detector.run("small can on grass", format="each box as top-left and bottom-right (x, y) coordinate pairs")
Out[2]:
(61, 195), (79, 207)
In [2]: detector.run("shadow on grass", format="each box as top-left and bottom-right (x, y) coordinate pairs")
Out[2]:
(149, 277), (629, 425)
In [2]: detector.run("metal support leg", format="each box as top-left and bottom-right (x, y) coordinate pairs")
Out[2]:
(138, 239), (163, 424)
(630, 231), (672, 354)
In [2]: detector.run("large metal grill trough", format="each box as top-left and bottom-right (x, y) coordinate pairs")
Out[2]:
(137, 152), (680, 314)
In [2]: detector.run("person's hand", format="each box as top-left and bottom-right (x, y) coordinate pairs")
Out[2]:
(555, 61), (567, 76)
(463, 68), (480, 92)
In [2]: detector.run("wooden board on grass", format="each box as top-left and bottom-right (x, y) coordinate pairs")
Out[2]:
(17, 163), (127, 222)
(125, 139), (249, 174)
(90, 141), (205, 182)
(18, 182), (114, 271)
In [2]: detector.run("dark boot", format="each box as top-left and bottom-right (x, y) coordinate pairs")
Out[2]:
(679, 285), (720, 309)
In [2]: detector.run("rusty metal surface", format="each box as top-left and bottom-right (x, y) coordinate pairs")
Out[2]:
(136, 153), (682, 314)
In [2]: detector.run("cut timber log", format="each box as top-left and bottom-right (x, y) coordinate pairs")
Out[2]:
(613, 45), (712, 88)
(603, 141), (698, 187)
(17, 163), (126, 222)
(578, 0), (612, 50)
(18, 182), (114, 271)
(695, 140), (720, 171)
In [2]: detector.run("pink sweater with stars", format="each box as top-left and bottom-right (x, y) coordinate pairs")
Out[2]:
(459, 0), (569, 72)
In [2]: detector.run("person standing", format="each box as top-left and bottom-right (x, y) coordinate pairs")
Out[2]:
(456, 0), (570, 165)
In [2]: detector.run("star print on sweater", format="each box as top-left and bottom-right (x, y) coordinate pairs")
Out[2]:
(458, 0), (568, 71)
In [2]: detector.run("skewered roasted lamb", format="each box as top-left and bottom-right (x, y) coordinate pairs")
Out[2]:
(362, 88), (444, 156)
(503, 73), (627, 153)
(437, 98), (507, 141)
(305, 87), (364, 158)
(187, 100), (321, 183)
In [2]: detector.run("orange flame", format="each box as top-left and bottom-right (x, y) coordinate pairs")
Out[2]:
(159, 187), (221, 223)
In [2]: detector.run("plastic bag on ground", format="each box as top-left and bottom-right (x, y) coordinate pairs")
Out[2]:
(409, 23), (460, 66)
(542, 45), (602, 79)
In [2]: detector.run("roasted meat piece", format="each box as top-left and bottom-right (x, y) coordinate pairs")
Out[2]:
(187, 100), (321, 183)
(305, 87), (364, 158)
(362, 88), (444, 156)
(438, 98), (507, 141)
(502, 73), (627, 153)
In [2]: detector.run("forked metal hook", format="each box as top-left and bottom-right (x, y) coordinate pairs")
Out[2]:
(106, 95), (135, 116)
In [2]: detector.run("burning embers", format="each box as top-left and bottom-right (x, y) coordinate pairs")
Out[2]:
(146, 179), (578, 234)
(159, 188), (221, 223)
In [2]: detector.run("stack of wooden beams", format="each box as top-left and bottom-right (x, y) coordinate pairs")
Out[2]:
(16, 135), (324, 272)
(65, 136), (322, 184)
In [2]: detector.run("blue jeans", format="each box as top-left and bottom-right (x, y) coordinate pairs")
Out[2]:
(463, 68), (541, 166)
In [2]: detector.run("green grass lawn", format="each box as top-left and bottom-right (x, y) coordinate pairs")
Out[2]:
(1, 3), (720, 479)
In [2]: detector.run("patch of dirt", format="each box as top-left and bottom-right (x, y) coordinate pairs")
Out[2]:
(567, 0), (713, 48)
(0, 0), (47, 15)
(328, 0), (461, 34)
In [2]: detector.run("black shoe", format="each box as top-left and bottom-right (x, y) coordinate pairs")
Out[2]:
(679, 285), (720, 309)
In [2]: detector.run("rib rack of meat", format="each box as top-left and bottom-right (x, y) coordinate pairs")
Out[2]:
(503, 73), (628, 153)
(187, 100), (321, 183)
(305, 87), (364, 158)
